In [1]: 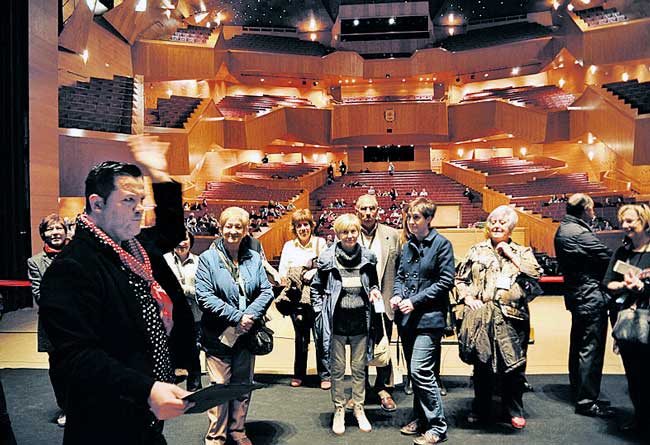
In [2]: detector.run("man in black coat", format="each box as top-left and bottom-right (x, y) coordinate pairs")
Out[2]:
(554, 193), (614, 418)
(40, 136), (198, 444)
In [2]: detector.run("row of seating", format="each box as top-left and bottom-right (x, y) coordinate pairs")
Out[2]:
(461, 85), (575, 111)
(342, 95), (434, 104)
(513, 196), (628, 224)
(224, 34), (335, 56)
(168, 25), (213, 44)
(145, 95), (202, 128)
(575, 6), (628, 27)
(494, 173), (608, 197)
(235, 162), (322, 179)
(200, 182), (301, 202)
(311, 170), (487, 228)
(59, 75), (134, 134)
(451, 156), (551, 175)
(603, 79), (650, 115)
(216, 94), (315, 118)
(435, 22), (551, 52)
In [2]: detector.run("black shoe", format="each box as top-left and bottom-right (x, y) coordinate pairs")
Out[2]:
(404, 377), (413, 395)
(575, 403), (615, 418)
(595, 399), (611, 407)
(523, 381), (534, 392)
(439, 381), (447, 397)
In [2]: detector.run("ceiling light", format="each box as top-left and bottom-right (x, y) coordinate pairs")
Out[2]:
(589, 65), (597, 74)
(260, 78), (265, 82)
(520, 147), (527, 156)
(587, 150), (595, 161)
(558, 78), (566, 87)
(135, 0), (146, 12)
(81, 49), (89, 64)
(388, 17), (396, 25)
(166, 89), (172, 96)
(353, 19), (359, 26)
(511, 66), (520, 75)
(622, 72), (629, 81)
(310, 33), (317, 41)
(448, 27), (455, 36)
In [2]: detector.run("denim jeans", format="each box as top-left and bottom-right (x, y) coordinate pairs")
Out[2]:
(331, 334), (368, 409)
(401, 329), (447, 438)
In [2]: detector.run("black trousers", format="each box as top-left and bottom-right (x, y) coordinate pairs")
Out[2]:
(617, 341), (650, 424)
(0, 375), (16, 445)
(49, 353), (67, 412)
(473, 363), (526, 419)
(568, 309), (608, 407)
(291, 307), (328, 380)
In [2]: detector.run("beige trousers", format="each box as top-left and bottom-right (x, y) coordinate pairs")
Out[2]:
(204, 350), (254, 445)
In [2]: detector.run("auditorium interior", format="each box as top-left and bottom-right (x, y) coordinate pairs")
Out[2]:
(1, 0), (650, 443)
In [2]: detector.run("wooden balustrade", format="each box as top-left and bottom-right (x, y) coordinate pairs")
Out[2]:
(513, 209), (558, 255)
(441, 161), (487, 191)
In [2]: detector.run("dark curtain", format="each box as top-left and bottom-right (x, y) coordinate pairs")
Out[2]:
(0, 0), (31, 312)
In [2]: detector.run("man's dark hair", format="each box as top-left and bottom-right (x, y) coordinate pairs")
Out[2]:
(84, 161), (142, 213)
(186, 230), (195, 248)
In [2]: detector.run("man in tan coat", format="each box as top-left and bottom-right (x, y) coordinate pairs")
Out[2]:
(354, 194), (401, 411)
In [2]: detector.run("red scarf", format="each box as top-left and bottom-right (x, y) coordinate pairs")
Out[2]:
(79, 215), (174, 335)
(44, 241), (66, 256)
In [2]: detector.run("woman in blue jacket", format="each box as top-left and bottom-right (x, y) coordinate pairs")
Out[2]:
(392, 198), (455, 445)
(195, 207), (274, 445)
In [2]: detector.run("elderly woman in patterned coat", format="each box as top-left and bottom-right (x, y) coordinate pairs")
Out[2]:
(456, 205), (542, 430)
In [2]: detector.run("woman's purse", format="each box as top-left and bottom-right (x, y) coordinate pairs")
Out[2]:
(245, 320), (275, 356)
(612, 302), (650, 344)
(368, 314), (390, 367)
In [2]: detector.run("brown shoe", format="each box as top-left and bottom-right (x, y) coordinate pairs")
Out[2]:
(229, 435), (252, 445)
(413, 432), (447, 444)
(320, 380), (332, 390)
(400, 419), (420, 436)
(380, 394), (397, 412)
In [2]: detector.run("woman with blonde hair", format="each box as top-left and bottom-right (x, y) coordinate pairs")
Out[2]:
(456, 205), (542, 430)
(277, 209), (328, 388)
(196, 206), (274, 445)
(603, 203), (650, 434)
(311, 213), (382, 435)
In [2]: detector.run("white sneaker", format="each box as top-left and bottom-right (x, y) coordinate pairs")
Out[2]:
(354, 405), (372, 432)
(56, 413), (66, 427)
(332, 407), (345, 435)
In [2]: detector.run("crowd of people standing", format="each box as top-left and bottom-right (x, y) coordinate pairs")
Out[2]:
(19, 141), (650, 445)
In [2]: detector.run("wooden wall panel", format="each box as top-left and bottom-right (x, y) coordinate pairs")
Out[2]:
(223, 120), (247, 149)
(633, 116), (650, 165)
(144, 79), (212, 108)
(133, 41), (216, 81)
(30, 0), (60, 254)
(244, 109), (288, 149)
(103, 0), (170, 45)
(331, 102), (447, 142)
(448, 102), (497, 141)
(582, 19), (650, 65)
(570, 86), (636, 164)
(59, 134), (134, 196)
(285, 108), (331, 146)
(514, 209), (559, 255)
(58, 0), (93, 54)
(495, 102), (548, 143)
(58, 21), (133, 85)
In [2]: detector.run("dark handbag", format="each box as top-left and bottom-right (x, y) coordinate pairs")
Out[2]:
(245, 322), (275, 355)
(612, 305), (650, 344)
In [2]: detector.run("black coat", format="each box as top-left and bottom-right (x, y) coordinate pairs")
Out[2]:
(554, 214), (613, 314)
(40, 182), (197, 445)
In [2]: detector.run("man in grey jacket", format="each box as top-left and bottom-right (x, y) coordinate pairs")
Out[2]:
(27, 213), (68, 427)
(554, 193), (614, 418)
(355, 194), (401, 412)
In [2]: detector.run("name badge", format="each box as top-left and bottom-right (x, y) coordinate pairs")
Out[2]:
(373, 298), (386, 314)
(496, 274), (511, 290)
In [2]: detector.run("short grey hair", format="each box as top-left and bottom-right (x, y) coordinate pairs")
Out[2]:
(566, 193), (594, 217)
(487, 205), (518, 231)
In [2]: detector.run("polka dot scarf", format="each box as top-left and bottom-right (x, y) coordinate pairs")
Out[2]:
(78, 214), (175, 335)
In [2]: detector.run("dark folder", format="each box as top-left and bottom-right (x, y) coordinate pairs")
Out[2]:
(183, 382), (266, 414)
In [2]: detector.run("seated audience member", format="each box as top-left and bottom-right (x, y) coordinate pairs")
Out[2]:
(368, 186), (376, 195)
(196, 207), (274, 445)
(164, 231), (203, 392)
(463, 187), (475, 204)
(278, 210), (329, 389)
(419, 188), (429, 197)
(27, 213), (69, 427)
(311, 214), (382, 435)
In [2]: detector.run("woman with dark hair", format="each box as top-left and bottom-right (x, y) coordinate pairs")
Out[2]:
(164, 230), (203, 391)
(196, 207), (274, 445)
(27, 213), (68, 427)
(456, 205), (542, 430)
(277, 209), (328, 388)
(311, 213), (382, 435)
(603, 203), (650, 434)
(392, 198), (454, 445)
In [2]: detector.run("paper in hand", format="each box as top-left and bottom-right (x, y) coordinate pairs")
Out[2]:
(613, 260), (642, 277)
